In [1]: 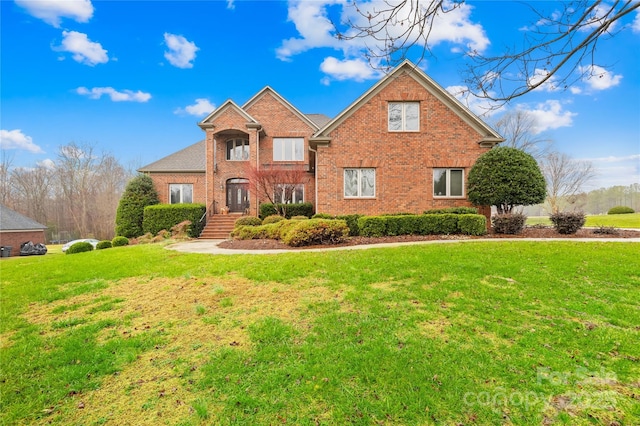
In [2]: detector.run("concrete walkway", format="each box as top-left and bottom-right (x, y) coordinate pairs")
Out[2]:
(167, 236), (640, 255)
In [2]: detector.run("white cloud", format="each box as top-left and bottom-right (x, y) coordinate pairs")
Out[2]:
(633, 10), (640, 33)
(579, 65), (623, 91)
(174, 98), (216, 116)
(515, 100), (577, 134)
(0, 129), (44, 153)
(277, 0), (489, 82)
(163, 33), (199, 68)
(577, 154), (640, 189)
(528, 68), (562, 92)
(15, 0), (93, 27)
(37, 159), (56, 169)
(57, 30), (108, 66)
(319, 57), (381, 83)
(76, 87), (152, 102)
(227, 0), (235, 10)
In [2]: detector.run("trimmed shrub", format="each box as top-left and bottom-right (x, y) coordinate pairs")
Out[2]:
(115, 174), (159, 238)
(431, 214), (459, 234)
(593, 226), (619, 235)
(66, 241), (94, 254)
(550, 211), (586, 234)
(231, 225), (272, 240)
(259, 202), (314, 219)
(112, 236), (129, 247)
(312, 213), (334, 219)
(291, 215), (309, 220)
(96, 240), (112, 250)
(608, 206), (634, 215)
(336, 214), (363, 236)
(458, 214), (487, 236)
(234, 216), (262, 228)
(281, 219), (349, 247)
(143, 204), (205, 238)
(263, 215), (285, 225)
(358, 216), (387, 237)
(492, 213), (527, 234)
(424, 207), (478, 215)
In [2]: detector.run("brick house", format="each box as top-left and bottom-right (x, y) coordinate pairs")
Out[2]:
(139, 60), (503, 236)
(0, 204), (47, 257)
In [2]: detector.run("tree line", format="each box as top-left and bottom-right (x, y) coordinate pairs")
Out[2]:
(1, 143), (133, 242)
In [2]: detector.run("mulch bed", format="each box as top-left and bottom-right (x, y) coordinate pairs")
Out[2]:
(217, 226), (640, 251)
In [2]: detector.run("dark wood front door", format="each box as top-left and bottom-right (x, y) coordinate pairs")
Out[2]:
(227, 180), (249, 213)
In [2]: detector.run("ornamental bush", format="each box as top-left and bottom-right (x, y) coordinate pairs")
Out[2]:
(492, 213), (527, 234)
(281, 219), (349, 247)
(468, 147), (546, 214)
(550, 211), (586, 234)
(458, 214), (487, 236)
(234, 216), (262, 228)
(424, 207), (478, 215)
(358, 216), (388, 237)
(263, 215), (285, 225)
(115, 174), (160, 238)
(259, 202), (314, 219)
(96, 240), (112, 250)
(607, 206), (634, 215)
(66, 241), (94, 254)
(112, 236), (129, 247)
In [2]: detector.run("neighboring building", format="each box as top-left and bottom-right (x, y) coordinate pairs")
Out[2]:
(140, 60), (503, 233)
(0, 204), (47, 257)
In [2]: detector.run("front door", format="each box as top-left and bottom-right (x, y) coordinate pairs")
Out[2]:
(226, 179), (249, 213)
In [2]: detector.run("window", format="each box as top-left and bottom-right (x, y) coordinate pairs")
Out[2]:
(388, 102), (419, 131)
(170, 184), (193, 204)
(274, 184), (304, 204)
(344, 168), (375, 198)
(226, 139), (249, 161)
(433, 169), (464, 197)
(273, 138), (304, 161)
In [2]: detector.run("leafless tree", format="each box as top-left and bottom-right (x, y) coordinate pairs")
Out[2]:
(541, 151), (597, 213)
(0, 151), (14, 207)
(245, 164), (310, 217)
(10, 165), (52, 226)
(493, 110), (554, 160)
(335, 0), (639, 104)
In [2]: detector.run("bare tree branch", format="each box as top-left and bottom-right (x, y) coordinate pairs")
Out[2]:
(541, 151), (597, 213)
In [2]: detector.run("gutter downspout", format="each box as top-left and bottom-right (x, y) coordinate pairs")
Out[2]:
(255, 127), (261, 216)
(309, 146), (318, 212)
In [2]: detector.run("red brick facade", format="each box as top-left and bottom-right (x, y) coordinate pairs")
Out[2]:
(144, 61), (502, 223)
(0, 230), (45, 257)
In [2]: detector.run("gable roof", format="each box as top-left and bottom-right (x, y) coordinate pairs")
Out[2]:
(312, 60), (503, 146)
(138, 140), (206, 173)
(0, 204), (47, 231)
(198, 99), (260, 130)
(243, 86), (323, 131)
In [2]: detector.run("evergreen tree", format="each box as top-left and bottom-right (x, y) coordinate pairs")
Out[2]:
(115, 174), (159, 237)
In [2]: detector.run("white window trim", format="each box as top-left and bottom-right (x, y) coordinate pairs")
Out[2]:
(273, 137), (304, 162)
(388, 101), (420, 132)
(433, 168), (465, 198)
(226, 138), (249, 161)
(169, 183), (193, 204)
(274, 184), (305, 204)
(344, 168), (376, 198)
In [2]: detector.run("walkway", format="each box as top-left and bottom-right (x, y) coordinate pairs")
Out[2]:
(167, 237), (640, 255)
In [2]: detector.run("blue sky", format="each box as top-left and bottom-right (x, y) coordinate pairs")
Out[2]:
(2, 0), (639, 190)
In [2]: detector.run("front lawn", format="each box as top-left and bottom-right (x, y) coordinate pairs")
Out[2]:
(1, 242), (638, 425)
(527, 213), (640, 228)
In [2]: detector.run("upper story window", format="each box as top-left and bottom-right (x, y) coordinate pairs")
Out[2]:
(344, 168), (376, 198)
(170, 184), (193, 204)
(388, 102), (419, 131)
(433, 168), (464, 197)
(273, 137), (304, 161)
(226, 138), (249, 161)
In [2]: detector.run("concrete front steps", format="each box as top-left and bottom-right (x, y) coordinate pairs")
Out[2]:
(199, 214), (241, 239)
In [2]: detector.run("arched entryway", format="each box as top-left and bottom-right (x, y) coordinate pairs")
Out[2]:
(226, 178), (249, 213)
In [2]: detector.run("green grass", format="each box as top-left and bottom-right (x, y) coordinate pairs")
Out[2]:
(527, 213), (640, 228)
(1, 242), (639, 425)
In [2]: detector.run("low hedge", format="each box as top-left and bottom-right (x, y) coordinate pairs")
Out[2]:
(492, 213), (527, 234)
(358, 213), (486, 237)
(424, 207), (478, 215)
(259, 202), (313, 219)
(608, 206), (634, 215)
(234, 216), (262, 228)
(143, 203), (205, 238)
